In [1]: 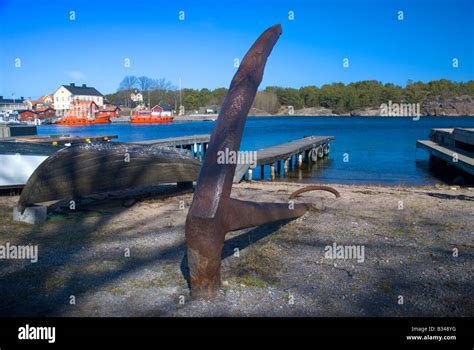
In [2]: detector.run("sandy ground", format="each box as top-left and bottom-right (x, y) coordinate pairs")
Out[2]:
(0, 182), (472, 317)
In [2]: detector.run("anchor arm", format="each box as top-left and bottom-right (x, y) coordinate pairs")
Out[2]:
(224, 198), (310, 232)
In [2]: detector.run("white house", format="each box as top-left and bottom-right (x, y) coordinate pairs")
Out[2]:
(131, 90), (143, 103)
(0, 96), (29, 112)
(53, 83), (104, 116)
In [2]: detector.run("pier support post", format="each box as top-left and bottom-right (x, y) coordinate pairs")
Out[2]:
(260, 165), (265, 180)
(317, 146), (324, 159)
(247, 168), (253, 182)
(310, 145), (318, 162)
(270, 163), (276, 180)
(289, 155), (293, 168)
(284, 158), (289, 175)
(298, 153), (303, 168)
(323, 143), (330, 156)
(304, 150), (309, 163)
(277, 160), (281, 175)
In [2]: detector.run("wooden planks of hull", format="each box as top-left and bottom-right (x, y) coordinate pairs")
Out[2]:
(18, 143), (201, 211)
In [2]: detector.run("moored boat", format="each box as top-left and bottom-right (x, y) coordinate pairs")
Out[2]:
(131, 105), (174, 124)
(54, 100), (111, 125)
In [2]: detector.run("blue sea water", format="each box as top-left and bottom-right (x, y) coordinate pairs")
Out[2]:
(38, 116), (474, 186)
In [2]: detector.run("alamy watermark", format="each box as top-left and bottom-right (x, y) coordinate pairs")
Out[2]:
(217, 148), (258, 165)
(0, 242), (38, 263)
(18, 324), (55, 343)
(380, 100), (420, 120)
(324, 242), (365, 263)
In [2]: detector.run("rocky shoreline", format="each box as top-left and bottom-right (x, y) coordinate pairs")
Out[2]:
(248, 94), (474, 117)
(113, 96), (474, 121)
(115, 96), (474, 121)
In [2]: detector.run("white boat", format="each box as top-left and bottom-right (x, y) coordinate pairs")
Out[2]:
(0, 141), (57, 188)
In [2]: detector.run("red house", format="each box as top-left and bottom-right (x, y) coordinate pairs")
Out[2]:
(18, 110), (36, 122)
(35, 106), (55, 119)
(97, 104), (121, 118)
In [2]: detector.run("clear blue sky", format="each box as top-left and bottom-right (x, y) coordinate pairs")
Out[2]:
(0, 0), (472, 99)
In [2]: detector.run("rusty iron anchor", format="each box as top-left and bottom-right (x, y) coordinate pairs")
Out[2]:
(185, 24), (336, 298)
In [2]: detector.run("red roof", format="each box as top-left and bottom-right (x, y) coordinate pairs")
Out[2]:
(101, 105), (121, 112)
(35, 106), (54, 112)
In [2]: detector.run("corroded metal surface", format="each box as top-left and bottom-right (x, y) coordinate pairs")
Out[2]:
(289, 185), (341, 199)
(185, 24), (311, 298)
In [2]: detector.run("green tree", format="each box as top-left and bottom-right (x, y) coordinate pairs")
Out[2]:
(299, 86), (320, 107)
(184, 94), (200, 111)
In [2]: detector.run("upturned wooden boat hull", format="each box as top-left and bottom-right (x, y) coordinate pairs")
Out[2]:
(18, 142), (201, 211)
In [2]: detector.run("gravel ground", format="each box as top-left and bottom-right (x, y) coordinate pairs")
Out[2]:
(0, 182), (472, 317)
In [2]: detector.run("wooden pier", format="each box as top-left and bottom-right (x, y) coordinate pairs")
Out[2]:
(11, 134), (118, 145)
(234, 135), (335, 183)
(417, 128), (474, 177)
(132, 134), (210, 159)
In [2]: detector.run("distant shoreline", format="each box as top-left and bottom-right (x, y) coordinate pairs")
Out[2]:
(172, 114), (474, 121)
(109, 113), (474, 124)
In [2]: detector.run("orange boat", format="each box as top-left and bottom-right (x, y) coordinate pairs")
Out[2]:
(56, 116), (92, 126)
(92, 115), (111, 124)
(56, 115), (110, 125)
(55, 101), (110, 126)
(131, 105), (174, 124)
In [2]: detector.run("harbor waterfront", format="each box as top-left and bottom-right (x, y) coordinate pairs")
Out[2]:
(38, 116), (474, 185)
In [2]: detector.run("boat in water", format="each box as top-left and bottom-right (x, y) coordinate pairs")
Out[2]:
(56, 114), (110, 125)
(18, 142), (200, 211)
(54, 100), (110, 126)
(131, 105), (174, 124)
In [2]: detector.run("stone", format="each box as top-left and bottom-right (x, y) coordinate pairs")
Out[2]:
(13, 205), (47, 225)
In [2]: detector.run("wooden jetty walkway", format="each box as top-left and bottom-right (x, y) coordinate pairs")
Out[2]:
(132, 134), (210, 147)
(132, 134), (211, 159)
(417, 128), (474, 176)
(11, 134), (117, 145)
(234, 135), (335, 183)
